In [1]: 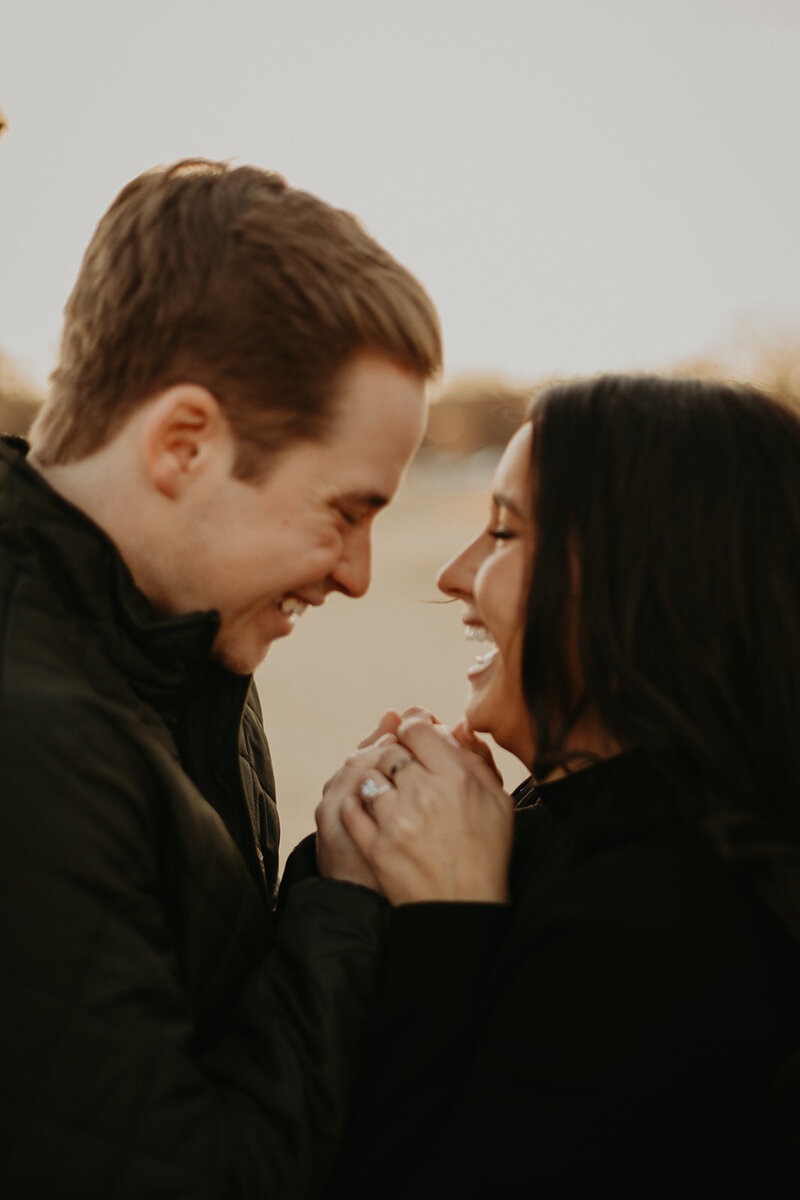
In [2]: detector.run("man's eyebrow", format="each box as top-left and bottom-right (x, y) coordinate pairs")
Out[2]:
(339, 491), (389, 511)
(492, 492), (525, 518)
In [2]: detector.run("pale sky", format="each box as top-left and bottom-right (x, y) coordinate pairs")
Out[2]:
(2, 0), (799, 391)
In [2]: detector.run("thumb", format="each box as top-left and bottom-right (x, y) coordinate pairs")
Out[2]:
(450, 719), (503, 781)
(358, 710), (402, 749)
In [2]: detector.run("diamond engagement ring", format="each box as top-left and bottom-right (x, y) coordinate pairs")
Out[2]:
(359, 777), (392, 802)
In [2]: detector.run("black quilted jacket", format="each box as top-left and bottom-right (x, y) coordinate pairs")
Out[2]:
(0, 438), (390, 1199)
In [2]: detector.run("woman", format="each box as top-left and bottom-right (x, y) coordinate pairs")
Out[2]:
(312, 373), (800, 1197)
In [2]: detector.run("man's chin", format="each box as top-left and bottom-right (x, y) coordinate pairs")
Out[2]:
(211, 638), (273, 677)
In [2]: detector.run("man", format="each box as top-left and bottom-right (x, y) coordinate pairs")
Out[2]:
(0, 158), (440, 1197)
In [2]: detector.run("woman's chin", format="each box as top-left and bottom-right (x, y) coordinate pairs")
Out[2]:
(463, 696), (491, 739)
(464, 700), (533, 769)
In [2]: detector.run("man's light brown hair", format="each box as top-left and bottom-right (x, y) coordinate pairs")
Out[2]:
(33, 159), (442, 476)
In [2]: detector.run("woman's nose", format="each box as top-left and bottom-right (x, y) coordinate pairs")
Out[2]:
(437, 534), (482, 600)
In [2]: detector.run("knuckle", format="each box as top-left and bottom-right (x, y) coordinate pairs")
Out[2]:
(339, 792), (358, 821)
(397, 716), (424, 739)
(322, 769), (346, 797)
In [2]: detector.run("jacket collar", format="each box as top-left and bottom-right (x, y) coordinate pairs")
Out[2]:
(0, 436), (224, 731)
(529, 746), (700, 826)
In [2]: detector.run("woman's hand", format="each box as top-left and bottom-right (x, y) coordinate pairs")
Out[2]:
(315, 710), (421, 890)
(326, 716), (514, 906)
(450, 716), (503, 781)
(356, 706), (502, 775)
(315, 734), (400, 891)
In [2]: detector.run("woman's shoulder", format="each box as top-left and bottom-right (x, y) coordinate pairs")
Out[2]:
(511, 749), (797, 974)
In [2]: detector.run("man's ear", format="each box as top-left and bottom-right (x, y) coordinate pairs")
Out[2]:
(141, 385), (229, 498)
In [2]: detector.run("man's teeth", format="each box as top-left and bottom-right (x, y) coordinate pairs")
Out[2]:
(465, 624), (495, 644)
(279, 597), (308, 622)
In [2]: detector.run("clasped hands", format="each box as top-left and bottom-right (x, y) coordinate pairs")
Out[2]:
(315, 710), (515, 906)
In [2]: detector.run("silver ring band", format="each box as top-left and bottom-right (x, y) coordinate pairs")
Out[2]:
(388, 754), (414, 779)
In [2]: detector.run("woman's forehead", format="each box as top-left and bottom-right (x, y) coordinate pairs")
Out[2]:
(492, 424), (532, 505)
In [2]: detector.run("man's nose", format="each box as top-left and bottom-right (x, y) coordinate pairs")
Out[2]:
(331, 527), (372, 598)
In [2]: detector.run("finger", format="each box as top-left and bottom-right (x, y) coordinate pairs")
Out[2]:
(398, 715), (459, 749)
(357, 769), (394, 813)
(320, 736), (398, 811)
(449, 718), (478, 750)
(316, 794), (382, 893)
(398, 707), (440, 725)
(339, 791), (382, 860)
(375, 746), (418, 782)
(396, 717), (466, 771)
(316, 792), (347, 840)
(357, 711), (402, 749)
(465, 754), (515, 811)
(340, 735), (397, 776)
(450, 719), (503, 780)
(397, 720), (506, 803)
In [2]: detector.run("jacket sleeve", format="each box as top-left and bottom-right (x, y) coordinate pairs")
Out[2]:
(0, 693), (390, 1200)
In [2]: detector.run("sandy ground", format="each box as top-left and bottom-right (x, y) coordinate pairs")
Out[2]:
(254, 456), (529, 872)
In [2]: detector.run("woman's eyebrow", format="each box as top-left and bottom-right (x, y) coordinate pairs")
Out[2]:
(492, 492), (525, 518)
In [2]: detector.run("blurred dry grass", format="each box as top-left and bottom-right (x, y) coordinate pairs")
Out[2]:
(0, 349), (43, 437)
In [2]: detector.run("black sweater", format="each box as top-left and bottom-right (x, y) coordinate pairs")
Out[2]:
(325, 749), (800, 1198)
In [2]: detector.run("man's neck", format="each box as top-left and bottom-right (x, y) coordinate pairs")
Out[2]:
(27, 441), (172, 614)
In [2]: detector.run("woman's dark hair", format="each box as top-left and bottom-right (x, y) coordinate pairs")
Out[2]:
(522, 373), (800, 931)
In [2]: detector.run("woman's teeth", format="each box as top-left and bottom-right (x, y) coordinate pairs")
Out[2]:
(465, 624), (498, 676)
(467, 645), (499, 677)
(279, 597), (308, 623)
(465, 624), (495, 644)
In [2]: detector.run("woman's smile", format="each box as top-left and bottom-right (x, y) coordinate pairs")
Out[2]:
(438, 424), (535, 767)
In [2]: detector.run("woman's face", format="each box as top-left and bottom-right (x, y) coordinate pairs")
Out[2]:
(437, 423), (535, 766)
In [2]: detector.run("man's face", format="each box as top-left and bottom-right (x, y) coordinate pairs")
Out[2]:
(174, 353), (427, 674)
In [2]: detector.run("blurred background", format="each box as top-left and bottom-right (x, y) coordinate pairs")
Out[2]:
(2, 0), (799, 862)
